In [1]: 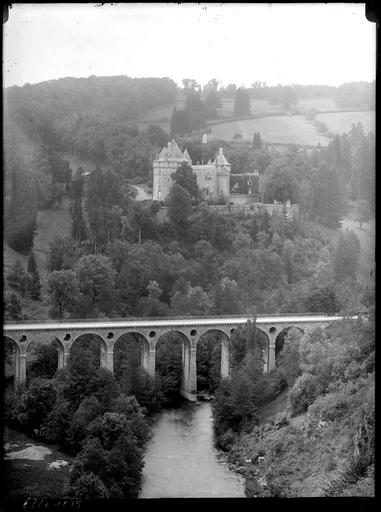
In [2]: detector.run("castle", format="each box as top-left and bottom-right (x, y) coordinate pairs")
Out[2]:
(152, 139), (231, 201)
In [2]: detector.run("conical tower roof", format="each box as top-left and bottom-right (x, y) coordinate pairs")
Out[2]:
(167, 138), (184, 159)
(183, 148), (192, 162)
(214, 147), (230, 165)
(158, 146), (168, 159)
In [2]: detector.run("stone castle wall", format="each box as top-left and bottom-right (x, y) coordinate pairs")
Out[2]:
(156, 203), (299, 223)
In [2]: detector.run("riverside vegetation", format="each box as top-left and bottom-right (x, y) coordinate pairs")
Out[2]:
(4, 76), (374, 499)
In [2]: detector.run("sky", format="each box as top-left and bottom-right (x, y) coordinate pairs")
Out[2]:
(3, 3), (376, 89)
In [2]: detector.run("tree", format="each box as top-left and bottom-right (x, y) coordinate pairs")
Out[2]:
(280, 86), (297, 109)
(334, 278), (364, 315)
(263, 160), (300, 204)
(203, 80), (222, 119)
(87, 165), (123, 248)
(210, 277), (241, 315)
(234, 87), (251, 117)
(71, 176), (88, 243)
(170, 108), (190, 136)
(277, 328), (302, 387)
(5, 139), (38, 254)
(166, 183), (192, 229)
(332, 231), (360, 283)
(48, 270), (79, 318)
(170, 282), (210, 316)
(4, 292), (23, 320)
(315, 165), (343, 228)
(182, 78), (199, 91)
(138, 280), (170, 317)
(253, 132), (262, 149)
(356, 199), (372, 229)
(185, 90), (206, 130)
(70, 472), (110, 500)
(27, 343), (59, 381)
(7, 259), (26, 291)
(171, 161), (201, 202)
(48, 235), (78, 272)
(13, 378), (57, 432)
(155, 334), (183, 405)
(76, 254), (117, 308)
(145, 124), (169, 148)
(27, 251), (41, 300)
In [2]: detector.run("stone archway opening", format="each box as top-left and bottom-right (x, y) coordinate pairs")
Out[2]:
(25, 334), (63, 385)
(4, 337), (19, 389)
(69, 333), (107, 372)
(113, 332), (150, 394)
(155, 330), (190, 405)
(196, 329), (229, 396)
(228, 326), (269, 373)
(256, 328), (270, 374)
(275, 326), (304, 364)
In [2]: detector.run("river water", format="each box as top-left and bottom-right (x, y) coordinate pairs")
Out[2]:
(139, 401), (246, 498)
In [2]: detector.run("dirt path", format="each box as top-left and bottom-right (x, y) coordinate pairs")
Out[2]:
(131, 184), (152, 201)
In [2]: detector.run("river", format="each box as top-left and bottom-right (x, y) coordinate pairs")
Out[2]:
(139, 401), (246, 498)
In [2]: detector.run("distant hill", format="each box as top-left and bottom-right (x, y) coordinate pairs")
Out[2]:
(5, 75), (177, 147)
(4, 76), (177, 254)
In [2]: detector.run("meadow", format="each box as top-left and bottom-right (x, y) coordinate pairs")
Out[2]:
(316, 110), (375, 135)
(208, 115), (330, 145)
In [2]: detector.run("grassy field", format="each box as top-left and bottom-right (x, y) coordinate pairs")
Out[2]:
(216, 98), (286, 119)
(208, 115), (330, 145)
(33, 204), (72, 296)
(316, 111), (375, 135)
(4, 199), (72, 307)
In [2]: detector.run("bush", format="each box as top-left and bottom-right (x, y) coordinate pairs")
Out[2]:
(262, 367), (288, 402)
(4, 291), (23, 320)
(309, 391), (349, 422)
(70, 472), (110, 500)
(288, 373), (322, 416)
(245, 475), (263, 497)
(12, 378), (58, 432)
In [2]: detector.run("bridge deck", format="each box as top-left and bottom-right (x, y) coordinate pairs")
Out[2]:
(3, 315), (348, 332)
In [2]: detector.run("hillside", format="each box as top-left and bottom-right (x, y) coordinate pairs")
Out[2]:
(316, 111), (375, 136)
(134, 85), (375, 145)
(222, 317), (375, 498)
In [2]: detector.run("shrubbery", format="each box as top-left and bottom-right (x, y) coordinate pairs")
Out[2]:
(288, 373), (322, 416)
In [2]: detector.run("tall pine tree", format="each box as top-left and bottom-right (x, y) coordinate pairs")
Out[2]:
(315, 165), (343, 228)
(234, 87), (251, 117)
(27, 251), (41, 300)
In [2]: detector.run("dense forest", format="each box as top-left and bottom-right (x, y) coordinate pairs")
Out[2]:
(4, 75), (374, 499)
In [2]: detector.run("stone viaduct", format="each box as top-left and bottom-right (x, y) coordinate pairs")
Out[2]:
(4, 314), (350, 401)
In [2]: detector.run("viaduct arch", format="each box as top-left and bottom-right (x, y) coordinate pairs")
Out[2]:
(3, 314), (355, 401)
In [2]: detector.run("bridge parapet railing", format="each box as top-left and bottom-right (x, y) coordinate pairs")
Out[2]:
(3, 312), (360, 327)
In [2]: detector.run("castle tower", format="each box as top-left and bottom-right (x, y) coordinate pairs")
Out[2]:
(214, 147), (231, 198)
(153, 139), (186, 201)
(152, 139), (231, 202)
